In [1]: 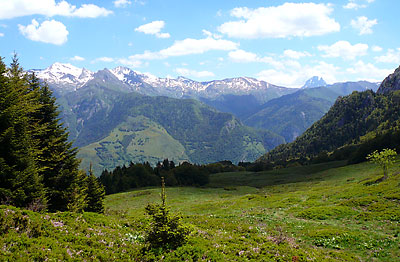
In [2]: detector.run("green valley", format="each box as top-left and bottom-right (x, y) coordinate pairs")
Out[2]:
(2, 159), (399, 261)
(59, 82), (284, 175)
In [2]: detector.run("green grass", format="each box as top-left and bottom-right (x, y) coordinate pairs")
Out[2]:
(2, 160), (400, 261)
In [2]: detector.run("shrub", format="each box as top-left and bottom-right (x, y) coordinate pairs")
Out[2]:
(367, 148), (397, 180)
(144, 177), (191, 250)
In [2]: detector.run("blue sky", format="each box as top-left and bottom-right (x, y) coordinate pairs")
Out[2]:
(0, 0), (399, 87)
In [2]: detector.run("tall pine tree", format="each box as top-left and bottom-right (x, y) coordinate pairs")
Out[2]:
(28, 73), (85, 212)
(0, 55), (98, 212)
(0, 56), (46, 208)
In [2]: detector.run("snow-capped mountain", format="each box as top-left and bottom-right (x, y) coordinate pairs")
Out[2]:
(31, 62), (94, 92)
(108, 65), (293, 102)
(32, 62), (297, 103)
(301, 76), (327, 89)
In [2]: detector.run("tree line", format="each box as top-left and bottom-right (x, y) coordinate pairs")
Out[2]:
(99, 159), (208, 194)
(99, 159), (247, 195)
(0, 56), (104, 213)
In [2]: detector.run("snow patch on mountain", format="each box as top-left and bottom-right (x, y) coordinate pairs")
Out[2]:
(33, 63), (295, 102)
(32, 62), (94, 91)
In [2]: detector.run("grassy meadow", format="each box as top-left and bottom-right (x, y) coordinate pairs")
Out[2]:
(1, 160), (400, 261)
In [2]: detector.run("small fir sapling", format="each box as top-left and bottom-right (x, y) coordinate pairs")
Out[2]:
(144, 177), (191, 250)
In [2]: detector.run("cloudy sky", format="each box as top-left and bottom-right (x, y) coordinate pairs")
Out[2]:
(0, 0), (399, 87)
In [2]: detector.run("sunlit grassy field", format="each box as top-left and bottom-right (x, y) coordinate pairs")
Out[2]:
(1, 160), (399, 261)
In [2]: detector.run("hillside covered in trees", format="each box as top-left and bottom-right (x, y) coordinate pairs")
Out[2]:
(0, 56), (104, 213)
(258, 65), (400, 167)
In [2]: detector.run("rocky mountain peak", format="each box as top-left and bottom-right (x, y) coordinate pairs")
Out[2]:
(377, 65), (400, 94)
(31, 62), (94, 91)
(302, 76), (327, 89)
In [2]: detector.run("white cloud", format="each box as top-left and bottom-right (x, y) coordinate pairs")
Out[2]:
(372, 45), (382, 52)
(113, 0), (131, 8)
(147, 37), (238, 58)
(351, 16), (377, 35)
(218, 3), (340, 39)
(256, 61), (339, 88)
(160, 37), (238, 57)
(375, 48), (400, 64)
(135, 21), (164, 34)
(134, 0), (146, 6)
(0, 33), (4, 37)
(135, 20), (170, 38)
(202, 29), (222, 39)
(118, 58), (142, 67)
(71, 55), (85, 61)
(120, 36), (238, 67)
(127, 51), (160, 60)
(228, 49), (302, 69)
(256, 69), (300, 88)
(0, 0), (112, 19)
(71, 4), (113, 18)
(228, 49), (259, 63)
(343, 0), (375, 10)
(175, 68), (215, 78)
(18, 19), (68, 45)
(346, 60), (392, 82)
(283, 49), (311, 59)
(156, 33), (170, 39)
(318, 41), (368, 60)
(92, 57), (115, 63)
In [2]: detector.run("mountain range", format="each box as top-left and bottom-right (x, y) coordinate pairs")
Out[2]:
(31, 63), (379, 174)
(32, 63), (295, 102)
(32, 63), (379, 141)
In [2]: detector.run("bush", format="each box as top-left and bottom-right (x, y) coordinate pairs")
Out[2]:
(367, 148), (397, 180)
(144, 178), (191, 250)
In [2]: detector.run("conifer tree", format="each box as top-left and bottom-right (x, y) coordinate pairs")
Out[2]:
(27, 73), (84, 212)
(0, 56), (46, 208)
(85, 163), (105, 213)
(145, 177), (190, 250)
(0, 55), (90, 212)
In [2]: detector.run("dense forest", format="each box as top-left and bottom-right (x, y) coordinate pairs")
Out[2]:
(0, 56), (104, 213)
(99, 159), (245, 195)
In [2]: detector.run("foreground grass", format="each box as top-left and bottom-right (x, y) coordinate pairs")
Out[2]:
(1, 161), (400, 261)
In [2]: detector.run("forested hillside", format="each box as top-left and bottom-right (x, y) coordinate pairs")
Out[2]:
(259, 65), (400, 166)
(244, 81), (379, 142)
(55, 76), (284, 174)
